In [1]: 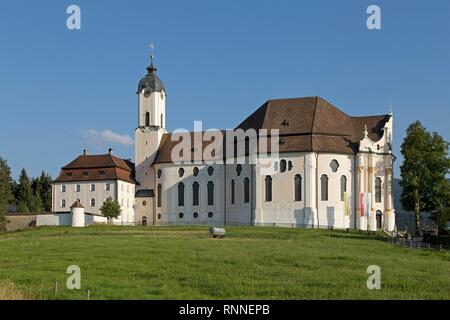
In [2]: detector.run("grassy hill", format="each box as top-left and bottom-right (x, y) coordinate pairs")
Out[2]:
(0, 225), (449, 300)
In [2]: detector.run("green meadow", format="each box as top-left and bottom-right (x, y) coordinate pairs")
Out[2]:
(0, 225), (448, 300)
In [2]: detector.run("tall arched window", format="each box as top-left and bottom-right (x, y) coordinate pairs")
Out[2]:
(321, 174), (328, 201)
(340, 175), (347, 201)
(207, 181), (214, 206)
(178, 182), (185, 206)
(294, 174), (302, 201)
(145, 112), (150, 126)
(244, 177), (250, 203)
(265, 175), (272, 202)
(231, 179), (235, 204)
(192, 181), (199, 206)
(157, 183), (162, 207)
(375, 177), (382, 203)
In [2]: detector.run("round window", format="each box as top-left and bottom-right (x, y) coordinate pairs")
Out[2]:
(193, 212), (199, 219)
(208, 212), (213, 218)
(330, 160), (340, 173)
(179, 212), (184, 219)
(178, 168), (185, 178)
(142, 201), (147, 206)
(157, 213), (161, 220)
(207, 166), (214, 176)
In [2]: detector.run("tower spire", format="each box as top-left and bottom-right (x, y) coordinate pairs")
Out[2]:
(147, 42), (156, 74)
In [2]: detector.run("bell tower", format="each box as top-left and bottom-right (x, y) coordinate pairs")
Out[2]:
(135, 50), (167, 193)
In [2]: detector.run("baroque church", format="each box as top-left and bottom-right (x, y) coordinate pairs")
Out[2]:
(53, 53), (395, 232)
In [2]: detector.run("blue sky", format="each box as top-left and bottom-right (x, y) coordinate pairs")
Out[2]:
(0, 0), (449, 179)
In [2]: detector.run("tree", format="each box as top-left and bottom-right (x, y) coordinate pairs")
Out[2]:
(16, 169), (33, 213)
(400, 121), (450, 235)
(100, 197), (122, 223)
(0, 157), (14, 214)
(37, 171), (53, 212)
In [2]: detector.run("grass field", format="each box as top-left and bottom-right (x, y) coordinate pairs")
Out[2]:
(0, 225), (449, 300)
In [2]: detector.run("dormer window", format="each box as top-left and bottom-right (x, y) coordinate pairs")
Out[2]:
(66, 172), (73, 176)
(99, 170), (106, 176)
(83, 171), (89, 176)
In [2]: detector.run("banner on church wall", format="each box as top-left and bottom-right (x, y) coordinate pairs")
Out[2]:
(344, 192), (350, 216)
(360, 193), (365, 216)
(365, 193), (371, 218)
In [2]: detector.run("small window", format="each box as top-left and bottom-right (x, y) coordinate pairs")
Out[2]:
(105, 183), (111, 191)
(321, 175), (329, 201)
(375, 177), (382, 203)
(288, 161), (293, 171)
(142, 200), (147, 206)
(157, 184), (162, 207)
(207, 166), (214, 176)
(157, 169), (162, 179)
(265, 176), (272, 202)
(193, 212), (199, 219)
(178, 212), (184, 219)
(61, 199), (66, 208)
(208, 212), (213, 218)
(294, 174), (302, 202)
(236, 164), (242, 176)
(178, 182), (185, 206)
(193, 167), (199, 177)
(244, 177), (250, 203)
(178, 168), (185, 178)
(340, 176), (347, 201)
(280, 160), (287, 173)
(207, 181), (214, 206)
(90, 184), (95, 192)
(330, 160), (339, 173)
(99, 170), (106, 176)
(157, 213), (162, 220)
(192, 182), (199, 206)
(75, 184), (80, 192)
(145, 112), (150, 126)
(61, 185), (66, 193)
(231, 179), (235, 204)
(83, 171), (89, 177)
(66, 172), (72, 176)
(90, 198), (96, 207)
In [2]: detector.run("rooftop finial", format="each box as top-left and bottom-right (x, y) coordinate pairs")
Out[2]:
(364, 124), (368, 138)
(147, 42), (157, 73)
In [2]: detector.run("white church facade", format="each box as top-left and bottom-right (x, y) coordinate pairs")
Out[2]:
(52, 54), (396, 231)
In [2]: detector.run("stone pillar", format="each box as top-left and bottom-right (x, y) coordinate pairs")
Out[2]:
(356, 154), (366, 230)
(368, 162), (377, 232)
(304, 153), (317, 228)
(385, 165), (395, 232)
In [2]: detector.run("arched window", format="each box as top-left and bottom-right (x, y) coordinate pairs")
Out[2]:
(340, 175), (347, 201)
(178, 168), (185, 178)
(145, 112), (150, 126)
(294, 174), (302, 201)
(207, 181), (214, 206)
(321, 174), (328, 201)
(193, 167), (199, 177)
(178, 182), (184, 206)
(280, 159), (287, 173)
(157, 183), (162, 207)
(192, 181), (199, 206)
(236, 164), (242, 176)
(244, 177), (250, 203)
(375, 177), (382, 203)
(231, 179), (235, 204)
(265, 176), (272, 202)
(142, 216), (147, 226)
(207, 166), (214, 176)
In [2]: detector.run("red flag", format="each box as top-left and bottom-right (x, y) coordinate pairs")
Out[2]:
(360, 193), (365, 216)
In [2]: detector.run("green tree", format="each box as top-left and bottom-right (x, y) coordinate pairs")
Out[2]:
(100, 197), (122, 223)
(16, 169), (33, 213)
(37, 171), (53, 212)
(0, 158), (13, 232)
(400, 121), (450, 235)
